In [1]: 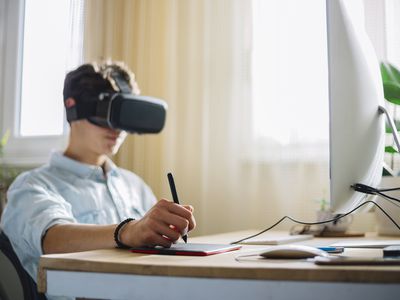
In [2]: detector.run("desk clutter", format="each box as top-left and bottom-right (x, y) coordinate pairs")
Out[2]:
(232, 231), (400, 265)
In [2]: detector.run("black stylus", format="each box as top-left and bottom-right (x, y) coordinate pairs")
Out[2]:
(167, 173), (188, 243)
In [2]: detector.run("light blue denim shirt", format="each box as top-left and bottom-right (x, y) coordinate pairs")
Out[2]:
(0, 151), (156, 295)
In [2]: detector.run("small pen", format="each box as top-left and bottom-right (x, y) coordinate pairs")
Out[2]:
(167, 172), (188, 243)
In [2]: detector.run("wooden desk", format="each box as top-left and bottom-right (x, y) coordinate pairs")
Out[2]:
(38, 231), (400, 300)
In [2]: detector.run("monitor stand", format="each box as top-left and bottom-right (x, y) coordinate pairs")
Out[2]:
(379, 105), (400, 151)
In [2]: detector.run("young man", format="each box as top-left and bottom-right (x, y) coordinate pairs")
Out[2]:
(0, 62), (195, 289)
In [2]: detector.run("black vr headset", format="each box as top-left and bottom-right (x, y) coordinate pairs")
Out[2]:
(66, 70), (167, 134)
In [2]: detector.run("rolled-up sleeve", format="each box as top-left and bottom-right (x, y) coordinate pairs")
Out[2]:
(1, 172), (76, 278)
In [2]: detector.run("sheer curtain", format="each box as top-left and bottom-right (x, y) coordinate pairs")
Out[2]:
(83, 0), (344, 235)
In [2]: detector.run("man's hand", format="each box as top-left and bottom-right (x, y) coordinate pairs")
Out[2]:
(119, 199), (196, 248)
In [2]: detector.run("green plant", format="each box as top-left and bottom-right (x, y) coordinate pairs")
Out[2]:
(0, 130), (20, 216)
(0, 129), (11, 188)
(380, 62), (400, 174)
(0, 129), (10, 157)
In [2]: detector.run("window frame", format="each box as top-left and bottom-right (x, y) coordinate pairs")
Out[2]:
(0, 0), (69, 166)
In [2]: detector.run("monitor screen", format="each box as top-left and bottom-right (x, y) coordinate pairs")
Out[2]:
(327, 0), (385, 213)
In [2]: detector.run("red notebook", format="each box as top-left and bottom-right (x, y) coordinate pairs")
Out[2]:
(130, 243), (241, 256)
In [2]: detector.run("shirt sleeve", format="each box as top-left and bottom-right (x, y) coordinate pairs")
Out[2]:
(139, 179), (157, 211)
(118, 168), (157, 214)
(1, 172), (77, 258)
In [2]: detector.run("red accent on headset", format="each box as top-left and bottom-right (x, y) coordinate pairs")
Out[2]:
(65, 98), (75, 108)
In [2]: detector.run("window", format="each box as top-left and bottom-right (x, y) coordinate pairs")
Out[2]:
(0, 0), (84, 165)
(251, 0), (329, 161)
(20, 0), (84, 136)
(251, 0), (400, 162)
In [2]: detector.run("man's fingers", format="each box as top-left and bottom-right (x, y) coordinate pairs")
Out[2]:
(160, 210), (189, 233)
(159, 199), (193, 220)
(151, 199), (196, 236)
(149, 234), (173, 248)
(183, 205), (194, 213)
(154, 223), (181, 242)
(182, 205), (195, 231)
(140, 226), (173, 248)
(155, 200), (191, 231)
(188, 214), (196, 231)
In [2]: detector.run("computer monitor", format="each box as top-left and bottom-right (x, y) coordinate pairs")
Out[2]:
(327, 0), (386, 213)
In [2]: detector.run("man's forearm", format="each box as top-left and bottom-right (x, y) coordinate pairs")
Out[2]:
(42, 200), (196, 254)
(42, 223), (118, 254)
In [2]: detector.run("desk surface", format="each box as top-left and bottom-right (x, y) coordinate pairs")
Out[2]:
(38, 231), (400, 294)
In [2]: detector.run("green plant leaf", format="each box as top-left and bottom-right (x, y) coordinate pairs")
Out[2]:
(385, 120), (400, 133)
(383, 82), (400, 105)
(385, 145), (398, 153)
(381, 62), (400, 104)
(381, 62), (400, 82)
(0, 129), (10, 147)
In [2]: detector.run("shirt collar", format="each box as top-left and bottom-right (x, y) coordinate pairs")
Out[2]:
(49, 151), (118, 179)
(104, 157), (118, 176)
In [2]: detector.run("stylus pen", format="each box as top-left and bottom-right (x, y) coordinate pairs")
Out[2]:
(167, 172), (188, 243)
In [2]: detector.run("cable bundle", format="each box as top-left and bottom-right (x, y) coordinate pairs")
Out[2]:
(231, 183), (400, 245)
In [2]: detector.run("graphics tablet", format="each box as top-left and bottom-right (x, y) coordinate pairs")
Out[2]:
(130, 243), (242, 256)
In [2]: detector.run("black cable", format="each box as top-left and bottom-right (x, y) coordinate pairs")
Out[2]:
(378, 187), (400, 192)
(378, 193), (400, 209)
(376, 191), (400, 203)
(231, 198), (400, 245)
(231, 200), (369, 244)
(351, 183), (377, 195)
(370, 200), (400, 230)
(353, 183), (400, 200)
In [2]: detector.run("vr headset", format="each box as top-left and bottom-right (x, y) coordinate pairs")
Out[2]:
(66, 70), (167, 134)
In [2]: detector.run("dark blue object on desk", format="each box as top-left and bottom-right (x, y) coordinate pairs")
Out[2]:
(383, 245), (400, 257)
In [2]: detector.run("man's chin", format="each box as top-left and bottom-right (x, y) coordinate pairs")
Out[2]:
(105, 136), (126, 156)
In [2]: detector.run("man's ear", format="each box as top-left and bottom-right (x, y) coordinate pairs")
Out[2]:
(65, 98), (76, 108)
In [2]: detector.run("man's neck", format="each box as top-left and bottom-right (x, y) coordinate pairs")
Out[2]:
(64, 146), (107, 166)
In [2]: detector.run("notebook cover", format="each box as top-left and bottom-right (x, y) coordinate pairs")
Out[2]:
(130, 243), (242, 256)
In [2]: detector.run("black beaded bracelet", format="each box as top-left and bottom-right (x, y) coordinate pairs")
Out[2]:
(114, 218), (135, 248)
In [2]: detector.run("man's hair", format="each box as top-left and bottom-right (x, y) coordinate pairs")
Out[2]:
(63, 61), (140, 104)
